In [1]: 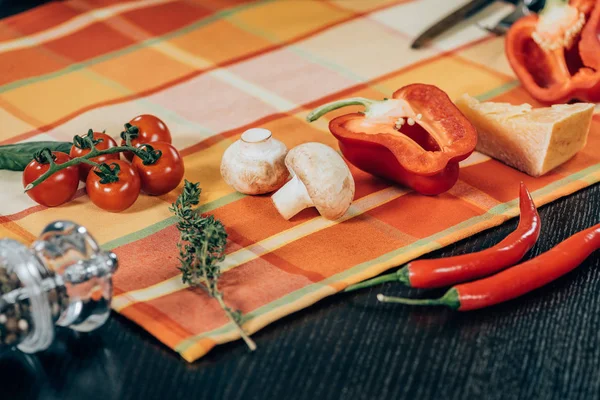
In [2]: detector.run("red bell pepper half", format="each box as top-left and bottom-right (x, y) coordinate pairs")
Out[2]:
(506, 0), (600, 103)
(306, 84), (477, 195)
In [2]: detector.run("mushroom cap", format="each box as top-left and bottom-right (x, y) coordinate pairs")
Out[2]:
(220, 129), (288, 195)
(285, 142), (355, 220)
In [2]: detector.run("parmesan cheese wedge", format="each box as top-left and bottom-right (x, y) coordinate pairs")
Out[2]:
(455, 94), (594, 177)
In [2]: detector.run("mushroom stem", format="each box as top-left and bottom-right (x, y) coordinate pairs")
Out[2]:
(271, 175), (313, 220)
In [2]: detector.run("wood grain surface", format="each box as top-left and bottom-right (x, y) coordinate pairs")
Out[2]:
(1, 182), (597, 400)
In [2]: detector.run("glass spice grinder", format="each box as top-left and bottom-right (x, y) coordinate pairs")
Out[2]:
(0, 221), (118, 353)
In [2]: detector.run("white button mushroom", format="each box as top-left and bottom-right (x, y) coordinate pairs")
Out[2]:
(220, 128), (289, 195)
(271, 142), (355, 220)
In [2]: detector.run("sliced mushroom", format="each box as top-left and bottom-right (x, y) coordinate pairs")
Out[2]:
(271, 142), (355, 220)
(220, 128), (288, 195)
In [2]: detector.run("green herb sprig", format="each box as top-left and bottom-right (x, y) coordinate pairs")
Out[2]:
(170, 180), (256, 351)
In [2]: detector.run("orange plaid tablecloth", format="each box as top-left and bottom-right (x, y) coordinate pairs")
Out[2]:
(0, 0), (598, 362)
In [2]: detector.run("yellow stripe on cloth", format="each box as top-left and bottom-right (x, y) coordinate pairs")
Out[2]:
(180, 284), (337, 362)
(111, 185), (412, 311)
(174, 165), (600, 360)
(0, 0), (176, 54)
(149, 40), (297, 111)
(112, 152), (493, 311)
(209, 69), (297, 111)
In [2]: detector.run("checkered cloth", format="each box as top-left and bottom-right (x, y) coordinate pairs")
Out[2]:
(1, 0), (598, 361)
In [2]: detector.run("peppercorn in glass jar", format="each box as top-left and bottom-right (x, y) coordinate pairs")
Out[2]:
(0, 221), (118, 353)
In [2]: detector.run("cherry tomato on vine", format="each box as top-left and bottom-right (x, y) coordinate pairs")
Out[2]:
(86, 160), (141, 212)
(120, 114), (171, 161)
(69, 130), (119, 182)
(23, 151), (79, 207)
(132, 142), (185, 196)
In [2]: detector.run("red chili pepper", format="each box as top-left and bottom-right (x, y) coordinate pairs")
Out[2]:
(345, 183), (540, 292)
(378, 223), (600, 311)
(506, 0), (600, 103)
(306, 84), (477, 195)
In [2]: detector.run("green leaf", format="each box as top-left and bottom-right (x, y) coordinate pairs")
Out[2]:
(0, 141), (72, 171)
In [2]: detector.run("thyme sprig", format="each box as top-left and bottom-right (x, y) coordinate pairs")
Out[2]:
(170, 180), (256, 351)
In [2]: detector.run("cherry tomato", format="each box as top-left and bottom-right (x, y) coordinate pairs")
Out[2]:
(86, 160), (141, 212)
(23, 151), (79, 207)
(70, 131), (119, 182)
(121, 114), (171, 161)
(132, 142), (185, 196)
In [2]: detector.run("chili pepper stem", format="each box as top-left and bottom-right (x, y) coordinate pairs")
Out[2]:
(306, 97), (376, 122)
(377, 288), (461, 310)
(344, 267), (410, 292)
(215, 295), (257, 351)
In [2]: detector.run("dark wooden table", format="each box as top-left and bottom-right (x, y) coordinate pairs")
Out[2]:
(1, 2), (599, 400)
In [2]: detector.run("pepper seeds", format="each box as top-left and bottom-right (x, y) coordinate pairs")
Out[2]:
(0, 267), (33, 346)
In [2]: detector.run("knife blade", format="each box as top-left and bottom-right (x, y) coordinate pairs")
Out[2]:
(479, 3), (528, 35)
(479, 0), (543, 35)
(411, 0), (498, 49)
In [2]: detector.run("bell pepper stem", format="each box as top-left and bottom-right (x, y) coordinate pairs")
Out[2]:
(306, 97), (376, 122)
(344, 266), (410, 292)
(376, 288), (461, 310)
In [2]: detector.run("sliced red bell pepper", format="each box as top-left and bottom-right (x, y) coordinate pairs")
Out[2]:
(506, 0), (600, 103)
(578, 0), (600, 68)
(306, 84), (477, 195)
